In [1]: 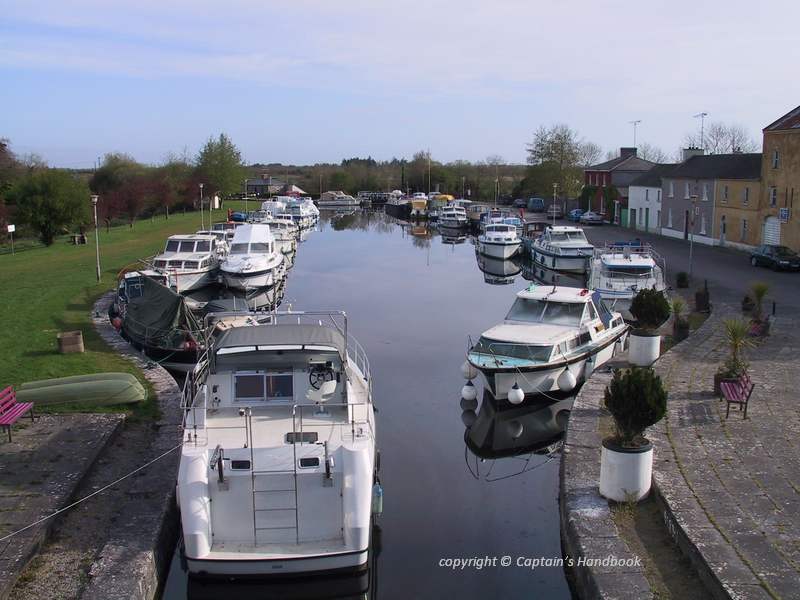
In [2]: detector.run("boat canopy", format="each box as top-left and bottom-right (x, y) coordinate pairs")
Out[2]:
(216, 324), (346, 356)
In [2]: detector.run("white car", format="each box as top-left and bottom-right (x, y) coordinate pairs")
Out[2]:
(579, 211), (604, 225)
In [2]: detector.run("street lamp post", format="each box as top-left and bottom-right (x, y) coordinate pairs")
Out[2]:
(552, 183), (559, 225)
(689, 194), (698, 283)
(199, 183), (205, 230)
(91, 195), (101, 282)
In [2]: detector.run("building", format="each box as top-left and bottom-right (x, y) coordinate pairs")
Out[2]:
(660, 153), (761, 247)
(583, 148), (656, 224)
(245, 175), (285, 197)
(759, 105), (800, 250)
(627, 164), (676, 234)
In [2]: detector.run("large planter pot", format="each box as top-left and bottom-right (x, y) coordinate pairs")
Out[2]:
(628, 332), (661, 366)
(599, 438), (653, 502)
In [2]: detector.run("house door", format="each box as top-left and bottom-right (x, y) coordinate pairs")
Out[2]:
(629, 208), (636, 229)
(645, 208), (650, 233)
(763, 216), (781, 245)
(684, 210), (690, 240)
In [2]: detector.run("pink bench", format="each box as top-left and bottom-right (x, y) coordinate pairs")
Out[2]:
(720, 373), (754, 419)
(0, 386), (34, 441)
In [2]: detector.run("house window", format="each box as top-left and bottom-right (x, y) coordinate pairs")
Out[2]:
(667, 209), (673, 228)
(721, 215), (726, 236)
(722, 185), (729, 202)
(741, 218), (748, 242)
(668, 181), (674, 198)
(743, 187), (749, 206)
(657, 210), (661, 226)
(700, 213), (707, 235)
(773, 149), (780, 169)
(645, 189), (649, 202)
(769, 187), (778, 207)
(703, 183), (709, 201)
(684, 182), (691, 199)
(639, 210), (645, 226)
(657, 190), (661, 203)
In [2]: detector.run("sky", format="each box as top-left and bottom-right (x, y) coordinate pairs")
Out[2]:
(2, 0), (800, 168)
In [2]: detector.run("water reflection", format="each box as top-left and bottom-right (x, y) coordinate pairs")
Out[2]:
(518, 256), (587, 287)
(438, 225), (468, 245)
(475, 252), (522, 286)
(462, 390), (570, 481)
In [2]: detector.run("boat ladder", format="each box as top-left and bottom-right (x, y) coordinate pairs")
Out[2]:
(251, 467), (299, 545)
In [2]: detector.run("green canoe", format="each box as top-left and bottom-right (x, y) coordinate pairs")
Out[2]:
(16, 375), (146, 406)
(19, 372), (141, 391)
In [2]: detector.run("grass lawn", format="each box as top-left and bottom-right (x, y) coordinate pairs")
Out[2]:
(0, 205), (235, 418)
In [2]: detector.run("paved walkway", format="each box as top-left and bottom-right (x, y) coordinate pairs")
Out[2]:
(651, 306), (800, 599)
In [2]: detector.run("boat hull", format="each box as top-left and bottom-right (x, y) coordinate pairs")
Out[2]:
(168, 269), (216, 293)
(477, 240), (521, 260)
(221, 268), (279, 290)
(531, 248), (590, 273)
(439, 217), (468, 229)
(186, 548), (369, 578)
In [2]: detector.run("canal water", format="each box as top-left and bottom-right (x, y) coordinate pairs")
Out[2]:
(162, 209), (573, 600)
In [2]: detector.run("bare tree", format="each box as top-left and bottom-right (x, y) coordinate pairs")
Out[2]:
(683, 121), (759, 154)
(637, 142), (669, 163)
(578, 142), (602, 167)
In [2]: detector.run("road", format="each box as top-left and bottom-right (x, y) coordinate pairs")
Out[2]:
(533, 215), (799, 315)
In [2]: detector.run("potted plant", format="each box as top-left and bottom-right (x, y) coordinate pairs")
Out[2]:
(741, 294), (755, 314)
(600, 367), (667, 502)
(749, 282), (770, 335)
(713, 318), (752, 395)
(628, 288), (671, 366)
(695, 279), (711, 312)
(671, 297), (690, 342)
(676, 271), (689, 288)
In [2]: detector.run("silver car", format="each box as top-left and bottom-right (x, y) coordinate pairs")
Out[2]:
(579, 211), (604, 225)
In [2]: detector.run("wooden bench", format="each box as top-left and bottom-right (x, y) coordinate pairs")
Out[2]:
(720, 373), (755, 419)
(0, 386), (35, 441)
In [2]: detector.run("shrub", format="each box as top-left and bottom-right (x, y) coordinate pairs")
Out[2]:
(750, 282), (769, 321)
(604, 368), (667, 448)
(630, 288), (671, 332)
(676, 271), (689, 288)
(717, 318), (753, 378)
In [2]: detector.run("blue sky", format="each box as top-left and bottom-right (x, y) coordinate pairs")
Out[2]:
(2, 0), (799, 167)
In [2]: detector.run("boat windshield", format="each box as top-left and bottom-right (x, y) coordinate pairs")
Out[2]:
(178, 241), (196, 252)
(195, 240), (211, 253)
(251, 242), (270, 253)
(165, 240), (180, 252)
(472, 337), (553, 362)
(230, 243), (249, 254)
(549, 231), (588, 243)
(506, 298), (585, 326)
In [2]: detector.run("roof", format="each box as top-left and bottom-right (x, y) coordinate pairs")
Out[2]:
(586, 155), (656, 172)
(764, 105), (800, 131)
(230, 223), (273, 244)
(516, 285), (593, 304)
(629, 163), (678, 188)
(666, 154), (762, 180)
(216, 324), (346, 355)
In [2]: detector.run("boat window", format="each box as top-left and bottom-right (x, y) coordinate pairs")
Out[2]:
(506, 298), (584, 326)
(168, 260), (183, 268)
(178, 241), (196, 252)
(472, 337), (552, 362)
(250, 242), (270, 253)
(154, 259), (168, 268)
(230, 243), (248, 254)
(195, 240), (211, 253)
(165, 240), (180, 252)
(584, 303), (598, 321)
(230, 460), (251, 470)
(549, 232), (568, 242)
(567, 231), (588, 242)
(234, 374), (265, 401)
(299, 457), (320, 468)
(286, 432), (319, 444)
(183, 261), (199, 269)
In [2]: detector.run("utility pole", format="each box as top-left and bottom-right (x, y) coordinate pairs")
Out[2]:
(199, 183), (204, 229)
(552, 183), (559, 225)
(427, 149), (431, 195)
(694, 112), (708, 151)
(629, 120), (641, 146)
(91, 195), (101, 282)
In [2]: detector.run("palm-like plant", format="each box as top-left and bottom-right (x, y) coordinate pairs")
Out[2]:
(720, 318), (753, 377)
(750, 282), (769, 322)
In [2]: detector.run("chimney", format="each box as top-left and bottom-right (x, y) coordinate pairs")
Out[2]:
(620, 147), (637, 159)
(681, 147), (704, 162)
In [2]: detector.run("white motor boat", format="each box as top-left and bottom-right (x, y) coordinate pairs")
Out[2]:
(467, 285), (628, 401)
(285, 197), (320, 228)
(477, 223), (522, 260)
(439, 204), (469, 229)
(177, 311), (378, 577)
(260, 198), (288, 216)
(318, 191), (360, 209)
(220, 224), (285, 291)
(151, 234), (222, 292)
(588, 243), (667, 314)
(531, 226), (594, 273)
(247, 212), (299, 255)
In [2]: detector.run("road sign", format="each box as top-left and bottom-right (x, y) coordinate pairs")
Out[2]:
(6, 224), (14, 233)
(779, 208), (790, 223)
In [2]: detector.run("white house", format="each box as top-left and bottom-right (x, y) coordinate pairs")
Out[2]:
(627, 163), (675, 234)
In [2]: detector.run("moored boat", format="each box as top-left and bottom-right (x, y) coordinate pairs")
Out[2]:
(531, 225), (594, 273)
(477, 223), (522, 260)
(220, 224), (285, 291)
(587, 242), (666, 315)
(151, 234), (222, 292)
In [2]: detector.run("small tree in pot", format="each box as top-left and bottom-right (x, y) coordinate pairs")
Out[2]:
(628, 288), (671, 366)
(671, 297), (689, 342)
(600, 367), (667, 501)
(749, 282), (770, 336)
(714, 318), (753, 395)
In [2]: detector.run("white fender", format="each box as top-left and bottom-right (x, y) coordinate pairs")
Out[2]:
(178, 452), (212, 558)
(341, 447), (372, 551)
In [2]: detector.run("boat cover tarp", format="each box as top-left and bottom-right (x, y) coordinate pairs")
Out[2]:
(122, 276), (201, 349)
(216, 324), (346, 355)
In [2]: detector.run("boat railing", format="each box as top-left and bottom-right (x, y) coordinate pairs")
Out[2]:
(534, 241), (594, 257)
(590, 244), (667, 289)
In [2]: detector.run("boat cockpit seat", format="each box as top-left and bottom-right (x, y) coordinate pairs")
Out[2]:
(306, 379), (337, 406)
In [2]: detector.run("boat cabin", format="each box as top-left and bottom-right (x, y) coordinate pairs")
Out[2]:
(228, 224), (277, 257)
(153, 234), (219, 272)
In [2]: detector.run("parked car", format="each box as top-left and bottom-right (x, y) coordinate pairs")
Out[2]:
(527, 197), (545, 212)
(513, 198), (528, 209)
(749, 245), (800, 270)
(546, 205), (564, 219)
(579, 211), (604, 225)
(567, 208), (584, 222)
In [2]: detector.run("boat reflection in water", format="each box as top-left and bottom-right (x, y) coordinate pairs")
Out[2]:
(438, 225), (468, 245)
(184, 525), (381, 600)
(518, 256), (586, 287)
(475, 251), (522, 285)
(461, 390), (570, 481)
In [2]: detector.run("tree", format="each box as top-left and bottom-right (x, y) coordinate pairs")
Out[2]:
(10, 169), (90, 245)
(196, 133), (245, 196)
(525, 124), (593, 197)
(683, 122), (759, 154)
(637, 142), (669, 163)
